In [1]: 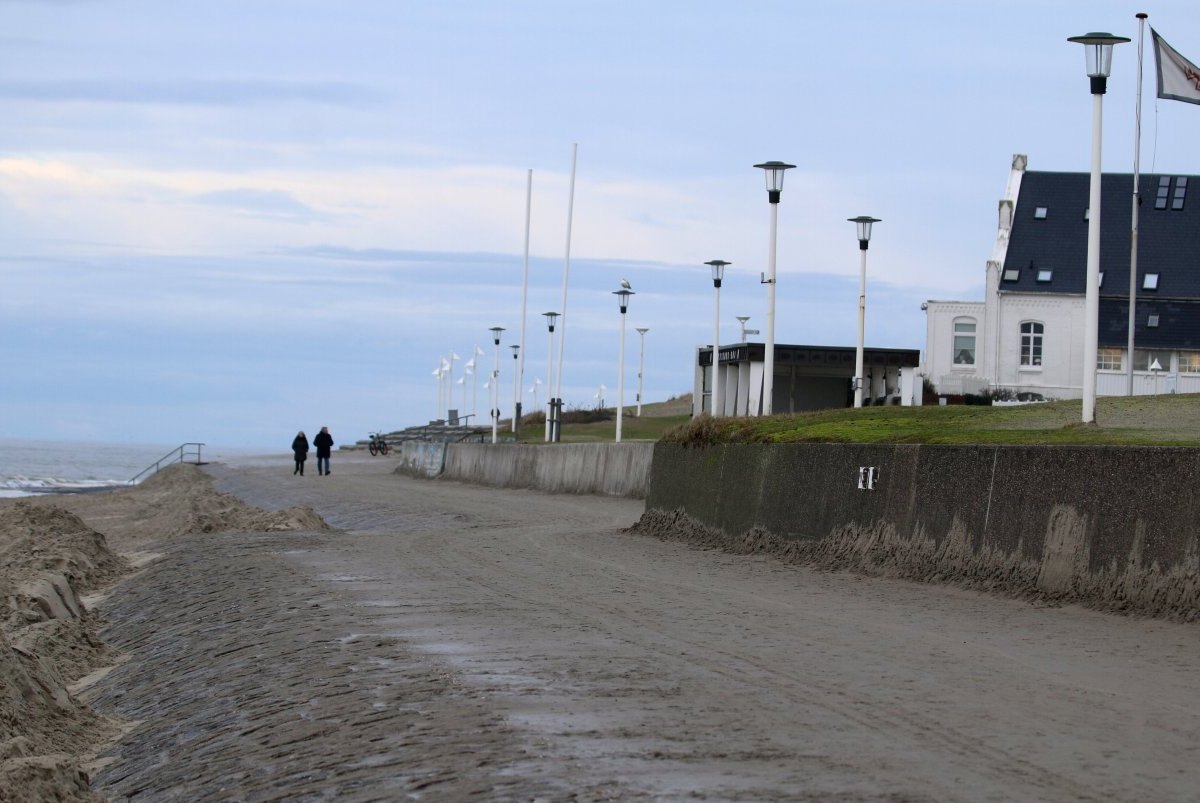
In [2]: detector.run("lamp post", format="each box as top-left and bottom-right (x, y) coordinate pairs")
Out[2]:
(542, 311), (560, 442)
(489, 326), (505, 443)
(635, 327), (649, 416)
(1068, 31), (1129, 424)
(754, 161), (795, 416)
(613, 288), (634, 442)
(510, 344), (521, 433)
(705, 260), (730, 417)
(848, 216), (881, 408)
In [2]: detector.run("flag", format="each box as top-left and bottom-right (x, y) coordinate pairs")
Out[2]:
(1151, 28), (1200, 105)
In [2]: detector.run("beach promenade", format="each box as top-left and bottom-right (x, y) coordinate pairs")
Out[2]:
(7, 454), (1200, 800)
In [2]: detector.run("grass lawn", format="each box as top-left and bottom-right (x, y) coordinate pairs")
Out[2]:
(503, 392), (1200, 446)
(662, 393), (1200, 447)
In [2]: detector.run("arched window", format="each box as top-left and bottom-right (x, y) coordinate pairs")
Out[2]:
(1020, 321), (1044, 367)
(952, 317), (976, 366)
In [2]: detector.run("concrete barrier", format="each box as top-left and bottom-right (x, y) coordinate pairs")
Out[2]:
(395, 440), (448, 478)
(439, 442), (654, 498)
(642, 443), (1200, 619)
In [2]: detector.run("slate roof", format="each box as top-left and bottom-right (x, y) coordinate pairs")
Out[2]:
(1099, 298), (1200, 350)
(1004, 170), (1200, 298)
(1004, 170), (1200, 351)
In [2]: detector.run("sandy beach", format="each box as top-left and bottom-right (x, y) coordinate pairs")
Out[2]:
(4, 454), (1200, 800)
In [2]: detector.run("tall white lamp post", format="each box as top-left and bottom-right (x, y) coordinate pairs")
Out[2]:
(848, 216), (881, 408)
(635, 327), (649, 416)
(705, 260), (730, 417)
(542, 311), (560, 441)
(705, 261), (730, 416)
(489, 326), (505, 443)
(1068, 31), (1129, 424)
(754, 161), (795, 416)
(509, 344), (521, 433)
(613, 288), (634, 442)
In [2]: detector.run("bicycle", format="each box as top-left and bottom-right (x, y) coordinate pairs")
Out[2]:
(368, 432), (390, 456)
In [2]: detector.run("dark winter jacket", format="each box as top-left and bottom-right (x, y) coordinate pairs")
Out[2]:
(292, 436), (309, 459)
(314, 431), (334, 458)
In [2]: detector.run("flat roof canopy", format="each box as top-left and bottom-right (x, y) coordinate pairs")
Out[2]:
(699, 342), (920, 368)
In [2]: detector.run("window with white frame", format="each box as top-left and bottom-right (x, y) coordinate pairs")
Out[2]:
(952, 318), (976, 366)
(1180, 352), (1200, 373)
(1020, 321), (1044, 367)
(1096, 348), (1123, 371)
(1134, 349), (1171, 371)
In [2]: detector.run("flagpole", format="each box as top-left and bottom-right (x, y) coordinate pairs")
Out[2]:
(553, 143), (578, 442)
(516, 168), (532, 433)
(1127, 12), (1148, 396)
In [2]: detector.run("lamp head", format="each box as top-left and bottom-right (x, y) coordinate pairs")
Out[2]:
(489, 325), (505, 344)
(753, 160), (796, 203)
(613, 288), (634, 313)
(542, 311), (559, 332)
(848, 216), (882, 249)
(705, 259), (731, 287)
(1067, 31), (1129, 93)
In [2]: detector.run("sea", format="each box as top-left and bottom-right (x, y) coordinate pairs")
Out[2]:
(0, 438), (271, 498)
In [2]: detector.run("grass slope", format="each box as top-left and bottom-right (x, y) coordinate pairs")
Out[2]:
(662, 394), (1200, 447)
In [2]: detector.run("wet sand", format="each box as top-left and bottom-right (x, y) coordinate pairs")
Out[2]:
(9, 454), (1200, 800)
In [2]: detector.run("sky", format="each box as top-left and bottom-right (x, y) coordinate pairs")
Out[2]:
(2, 0), (1197, 449)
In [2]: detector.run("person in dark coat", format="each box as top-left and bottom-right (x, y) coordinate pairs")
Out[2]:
(291, 431), (309, 475)
(314, 426), (334, 476)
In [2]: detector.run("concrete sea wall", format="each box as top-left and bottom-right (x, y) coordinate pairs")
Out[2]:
(641, 443), (1200, 619)
(395, 440), (448, 478)
(397, 441), (654, 499)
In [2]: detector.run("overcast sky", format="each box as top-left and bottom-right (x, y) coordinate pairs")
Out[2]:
(2, 0), (1197, 449)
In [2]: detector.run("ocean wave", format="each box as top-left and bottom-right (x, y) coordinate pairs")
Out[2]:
(0, 476), (129, 496)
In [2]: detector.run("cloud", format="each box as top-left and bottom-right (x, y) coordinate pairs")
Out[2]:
(0, 79), (379, 107)
(191, 187), (327, 222)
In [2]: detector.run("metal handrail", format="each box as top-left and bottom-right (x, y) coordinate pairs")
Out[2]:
(129, 442), (206, 484)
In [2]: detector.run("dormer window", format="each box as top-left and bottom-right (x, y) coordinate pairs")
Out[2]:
(1002, 268), (1020, 282)
(1036, 270), (1053, 283)
(1034, 207), (1048, 219)
(1148, 314), (1160, 328)
(1144, 273), (1160, 291)
(1156, 176), (1188, 210)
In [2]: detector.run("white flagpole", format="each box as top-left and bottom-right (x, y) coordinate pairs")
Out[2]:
(516, 168), (532, 432)
(1128, 12), (1148, 396)
(554, 144), (578, 438)
(472, 345), (484, 424)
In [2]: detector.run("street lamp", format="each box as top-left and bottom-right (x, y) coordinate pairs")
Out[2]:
(613, 288), (634, 442)
(489, 326), (505, 443)
(1068, 31), (1129, 424)
(736, 316), (750, 342)
(754, 160), (795, 415)
(848, 216), (881, 408)
(542, 311), (560, 442)
(635, 327), (649, 416)
(509, 344), (521, 433)
(705, 260), (730, 417)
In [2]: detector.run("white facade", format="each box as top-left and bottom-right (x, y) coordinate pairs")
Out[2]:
(924, 154), (1200, 400)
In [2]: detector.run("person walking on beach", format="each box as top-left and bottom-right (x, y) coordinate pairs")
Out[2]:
(314, 426), (334, 476)
(291, 431), (309, 475)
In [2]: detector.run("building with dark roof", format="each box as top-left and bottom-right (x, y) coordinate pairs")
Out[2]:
(924, 154), (1200, 399)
